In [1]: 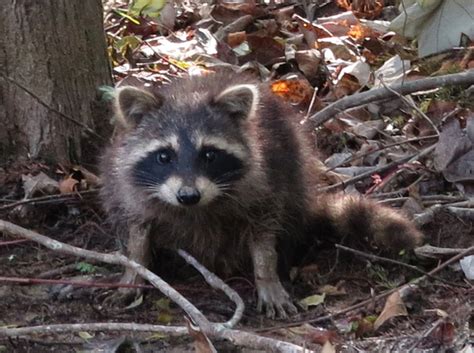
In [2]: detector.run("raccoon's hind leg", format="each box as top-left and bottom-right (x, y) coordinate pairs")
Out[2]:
(250, 233), (298, 319)
(308, 193), (423, 251)
(105, 222), (152, 305)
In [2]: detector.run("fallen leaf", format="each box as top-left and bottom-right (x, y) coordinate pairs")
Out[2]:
(299, 293), (326, 310)
(460, 255), (474, 280)
(430, 321), (456, 346)
(434, 114), (474, 196)
(318, 284), (347, 296)
(373, 55), (411, 87)
(185, 316), (217, 353)
(354, 315), (376, 337)
(227, 31), (246, 47)
(390, 0), (474, 57)
(78, 331), (94, 340)
(374, 290), (408, 330)
(22, 172), (59, 198)
(322, 341), (336, 353)
(58, 175), (79, 194)
(271, 78), (313, 105)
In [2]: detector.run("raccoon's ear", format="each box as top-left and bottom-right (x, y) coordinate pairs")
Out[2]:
(114, 86), (161, 129)
(212, 84), (259, 121)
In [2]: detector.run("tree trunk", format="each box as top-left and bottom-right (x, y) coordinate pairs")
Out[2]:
(0, 0), (112, 164)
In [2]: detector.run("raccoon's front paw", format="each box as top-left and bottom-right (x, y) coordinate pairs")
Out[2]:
(102, 270), (144, 307)
(255, 278), (298, 319)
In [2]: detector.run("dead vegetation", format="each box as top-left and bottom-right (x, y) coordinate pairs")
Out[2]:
(1, 0), (473, 352)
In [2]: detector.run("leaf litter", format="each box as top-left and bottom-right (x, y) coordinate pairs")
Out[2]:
(1, 0), (473, 352)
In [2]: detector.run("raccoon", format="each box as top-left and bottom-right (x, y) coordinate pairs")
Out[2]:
(100, 72), (423, 318)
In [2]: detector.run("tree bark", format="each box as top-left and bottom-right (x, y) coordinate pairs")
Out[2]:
(0, 0), (112, 164)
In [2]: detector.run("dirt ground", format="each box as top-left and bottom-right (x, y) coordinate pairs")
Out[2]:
(0, 161), (472, 353)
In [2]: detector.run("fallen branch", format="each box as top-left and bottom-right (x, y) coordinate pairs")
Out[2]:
(178, 249), (245, 328)
(309, 70), (474, 126)
(257, 245), (474, 332)
(0, 276), (153, 290)
(0, 189), (98, 212)
(335, 244), (467, 288)
(320, 144), (435, 192)
(0, 219), (312, 353)
(0, 323), (187, 337)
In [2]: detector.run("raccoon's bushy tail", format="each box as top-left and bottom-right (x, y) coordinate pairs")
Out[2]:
(307, 193), (423, 251)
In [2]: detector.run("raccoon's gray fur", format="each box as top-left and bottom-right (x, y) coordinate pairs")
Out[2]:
(100, 72), (423, 318)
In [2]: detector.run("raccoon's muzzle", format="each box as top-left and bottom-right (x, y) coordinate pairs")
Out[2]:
(177, 186), (201, 206)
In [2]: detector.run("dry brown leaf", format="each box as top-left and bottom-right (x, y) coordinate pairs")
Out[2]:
(431, 322), (456, 346)
(58, 175), (79, 194)
(321, 340), (336, 353)
(338, 0), (384, 19)
(287, 324), (338, 345)
(185, 316), (217, 353)
(271, 78), (313, 105)
(332, 74), (361, 99)
(218, 0), (256, 13)
(374, 290), (408, 331)
(227, 31), (246, 47)
(22, 172), (59, 198)
(434, 114), (474, 196)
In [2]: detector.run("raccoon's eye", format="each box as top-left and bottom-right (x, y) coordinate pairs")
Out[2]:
(204, 150), (218, 162)
(156, 150), (172, 164)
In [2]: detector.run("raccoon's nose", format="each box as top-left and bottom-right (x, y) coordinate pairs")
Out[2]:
(177, 187), (201, 206)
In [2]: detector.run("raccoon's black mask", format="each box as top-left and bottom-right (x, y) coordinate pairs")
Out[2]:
(114, 83), (259, 207)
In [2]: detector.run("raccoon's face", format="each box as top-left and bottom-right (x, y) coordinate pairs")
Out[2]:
(114, 81), (259, 207)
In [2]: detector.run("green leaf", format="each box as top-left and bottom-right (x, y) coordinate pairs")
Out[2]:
(298, 293), (326, 310)
(113, 9), (140, 25)
(78, 331), (94, 340)
(129, 0), (167, 19)
(115, 35), (141, 54)
(75, 262), (96, 274)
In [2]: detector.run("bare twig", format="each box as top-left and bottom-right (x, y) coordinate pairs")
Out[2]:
(321, 144), (435, 192)
(0, 239), (31, 246)
(326, 134), (438, 172)
(335, 244), (466, 288)
(0, 276), (153, 290)
(0, 219), (311, 353)
(308, 70), (474, 126)
(415, 245), (469, 259)
(379, 78), (440, 135)
(0, 323), (187, 337)
(407, 317), (447, 352)
(178, 249), (245, 329)
(0, 190), (98, 212)
(257, 245), (474, 332)
(0, 219), (210, 330)
(214, 15), (254, 42)
(320, 152), (415, 192)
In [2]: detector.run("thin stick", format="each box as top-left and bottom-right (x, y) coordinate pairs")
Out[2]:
(257, 245), (474, 332)
(321, 144), (435, 192)
(178, 249), (245, 328)
(308, 70), (474, 127)
(0, 323), (187, 337)
(0, 219), (210, 330)
(0, 190), (98, 212)
(335, 244), (466, 288)
(320, 152), (416, 192)
(0, 276), (153, 290)
(326, 135), (438, 172)
(0, 219), (311, 352)
(379, 78), (440, 135)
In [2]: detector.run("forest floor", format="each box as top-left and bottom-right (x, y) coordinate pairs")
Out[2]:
(1, 0), (474, 352)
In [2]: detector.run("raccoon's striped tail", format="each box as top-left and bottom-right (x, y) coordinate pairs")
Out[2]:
(307, 193), (423, 251)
